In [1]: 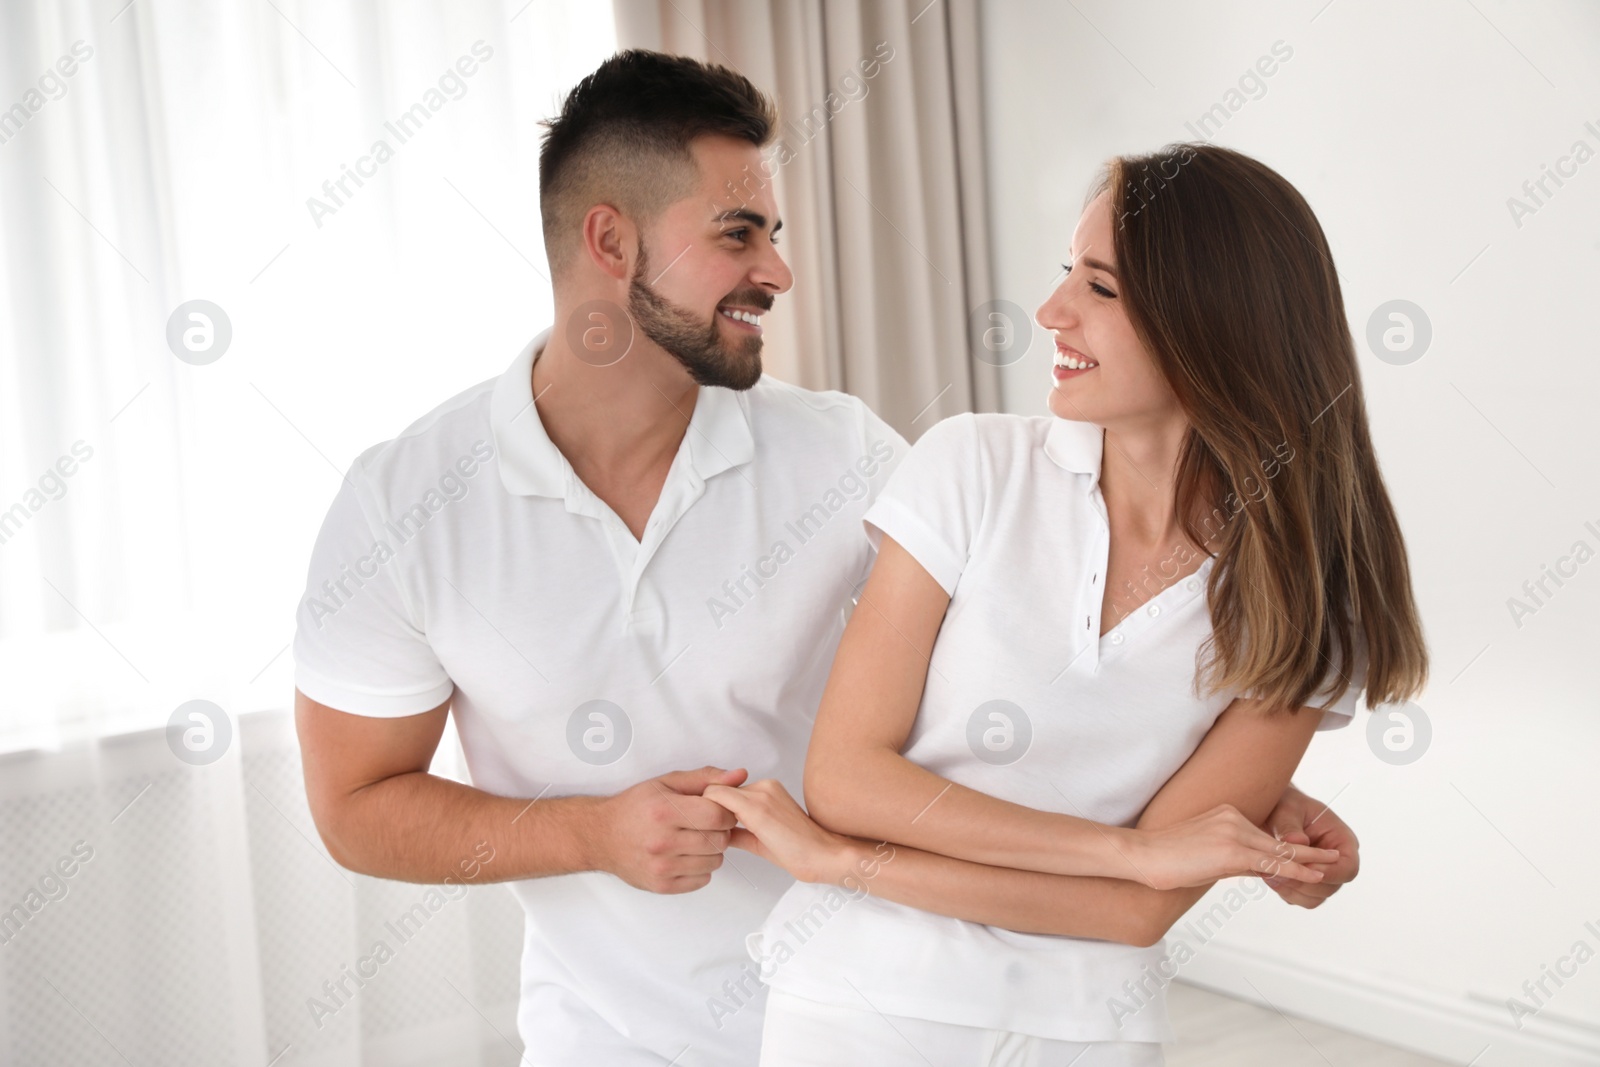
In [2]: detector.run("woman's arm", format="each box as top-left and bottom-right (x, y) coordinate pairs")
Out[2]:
(710, 682), (1332, 946)
(862, 681), (1333, 945)
(797, 534), (1332, 889)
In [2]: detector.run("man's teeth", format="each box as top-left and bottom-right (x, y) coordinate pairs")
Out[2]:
(1054, 352), (1098, 370)
(719, 307), (762, 325)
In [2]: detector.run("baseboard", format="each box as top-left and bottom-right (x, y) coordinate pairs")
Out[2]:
(1176, 942), (1600, 1066)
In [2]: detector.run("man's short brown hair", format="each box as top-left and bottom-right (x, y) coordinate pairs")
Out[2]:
(538, 49), (776, 277)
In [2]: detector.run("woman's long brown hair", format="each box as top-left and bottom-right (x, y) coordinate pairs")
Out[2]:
(1089, 143), (1428, 712)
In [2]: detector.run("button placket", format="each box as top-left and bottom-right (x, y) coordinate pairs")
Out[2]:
(1101, 557), (1214, 656)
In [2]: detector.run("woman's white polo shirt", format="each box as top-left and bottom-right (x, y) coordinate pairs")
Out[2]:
(748, 411), (1364, 1043)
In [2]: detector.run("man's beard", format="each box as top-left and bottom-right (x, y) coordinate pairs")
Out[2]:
(628, 245), (769, 391)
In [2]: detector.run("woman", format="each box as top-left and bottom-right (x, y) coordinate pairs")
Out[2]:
(705, 143), (1429, 1066)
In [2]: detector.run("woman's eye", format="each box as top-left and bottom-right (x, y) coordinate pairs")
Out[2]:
(1060, 263), (1115, 298)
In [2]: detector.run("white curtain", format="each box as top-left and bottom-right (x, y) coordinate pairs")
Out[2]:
(0, 0), (612, 745)
(0, 1), (615, 1063)
(611, 0), (1004, 435)
(0, 711), (529, 1066)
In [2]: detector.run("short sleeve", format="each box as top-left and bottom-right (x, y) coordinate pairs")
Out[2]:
(861, 413), (982, 597)
(858, 401), (911, 497)
(1308, 630), (1368, 731)
(293, 467), (454, 717)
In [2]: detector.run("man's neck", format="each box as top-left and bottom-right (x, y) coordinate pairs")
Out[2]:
(532, 326), (699, 487)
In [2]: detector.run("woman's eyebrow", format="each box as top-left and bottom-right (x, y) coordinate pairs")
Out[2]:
(1068, 253), (1119, 277)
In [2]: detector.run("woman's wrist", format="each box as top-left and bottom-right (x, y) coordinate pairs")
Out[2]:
(1105, 825), (1157, 887)
(826, 836), (897, 890)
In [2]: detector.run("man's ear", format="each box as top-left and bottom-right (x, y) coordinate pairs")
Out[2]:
(580, 203), (636, 283)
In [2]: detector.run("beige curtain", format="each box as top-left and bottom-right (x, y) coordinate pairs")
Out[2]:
(612, 0), (1002, 437)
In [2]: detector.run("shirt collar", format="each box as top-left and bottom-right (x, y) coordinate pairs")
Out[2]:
(490, 327), (756, 498)
(1043, 416), (1105, 491)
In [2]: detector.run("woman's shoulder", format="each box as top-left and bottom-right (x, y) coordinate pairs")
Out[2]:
(905, 413), (1058, 486)
(914, 411), (1055, 453)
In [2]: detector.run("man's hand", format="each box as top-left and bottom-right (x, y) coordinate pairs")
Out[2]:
(591, 766), (747, 894)
(1260, 783), (1359, 908)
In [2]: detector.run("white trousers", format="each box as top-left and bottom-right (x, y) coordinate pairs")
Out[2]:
(758, 989), (1166, 1067)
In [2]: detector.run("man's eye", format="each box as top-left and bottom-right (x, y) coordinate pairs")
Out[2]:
(726, 228), (748, 241)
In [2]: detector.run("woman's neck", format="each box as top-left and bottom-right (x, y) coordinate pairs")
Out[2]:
(1100, 417), (1192, 548)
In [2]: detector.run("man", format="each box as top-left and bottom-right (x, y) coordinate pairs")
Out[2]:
(293, 49), (1358, 1066)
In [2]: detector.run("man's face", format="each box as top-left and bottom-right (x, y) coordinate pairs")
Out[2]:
(628, 134), (793, 390)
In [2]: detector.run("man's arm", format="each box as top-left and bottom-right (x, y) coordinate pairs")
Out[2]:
(294, 689), (743, 893)
(1259, 782), (1361, 906)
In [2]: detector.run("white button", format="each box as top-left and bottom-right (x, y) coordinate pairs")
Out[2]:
(1186, 579), (1198, 591)
(1148, 604), (1161, 617)
(1110, 632), (1125, 645)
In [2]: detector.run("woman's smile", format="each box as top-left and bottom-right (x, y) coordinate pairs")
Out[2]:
(1053, 342), (1098, 380)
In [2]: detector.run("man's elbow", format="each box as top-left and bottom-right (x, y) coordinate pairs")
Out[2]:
(304, 796), (366, 874)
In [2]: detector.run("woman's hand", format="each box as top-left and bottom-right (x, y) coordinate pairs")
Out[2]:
(1127, 803), (1340, 891)
(703, 779), (867, 886)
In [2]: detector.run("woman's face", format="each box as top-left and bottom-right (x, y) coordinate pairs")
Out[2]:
(1037, 192), (1183, 430)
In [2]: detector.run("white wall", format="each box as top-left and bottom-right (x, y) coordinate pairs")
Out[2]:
(978, 2), (1600, 1063)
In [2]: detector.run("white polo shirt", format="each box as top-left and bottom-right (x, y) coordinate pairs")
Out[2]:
(749, 411), (1364, 1043)
(293, 330), (908, 1065)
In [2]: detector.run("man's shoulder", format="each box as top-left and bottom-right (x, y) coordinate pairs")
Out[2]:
(745, 373), (868, 422)
(347, 374), (500, 496)
(743, 374), (904, 453)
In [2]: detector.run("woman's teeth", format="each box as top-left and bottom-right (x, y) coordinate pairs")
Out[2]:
(1054, 351), (1098, 370)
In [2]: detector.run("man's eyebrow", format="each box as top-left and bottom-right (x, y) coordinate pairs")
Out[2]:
(714, 208), (782, 235)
